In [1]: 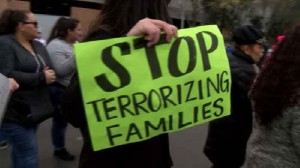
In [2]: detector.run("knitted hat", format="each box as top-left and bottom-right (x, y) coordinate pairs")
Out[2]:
(232, 25), (265, 45)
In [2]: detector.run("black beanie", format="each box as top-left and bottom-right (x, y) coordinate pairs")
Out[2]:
(232, 25), (265, 45)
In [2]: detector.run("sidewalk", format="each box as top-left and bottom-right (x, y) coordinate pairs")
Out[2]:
(0, 119), (212, 168)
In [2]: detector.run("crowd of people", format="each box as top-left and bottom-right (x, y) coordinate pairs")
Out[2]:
(0, 0), (299, 168)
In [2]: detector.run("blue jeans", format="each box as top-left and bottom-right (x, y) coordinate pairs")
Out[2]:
(0, 122), (38, 168)
(48, 85), (68, 149)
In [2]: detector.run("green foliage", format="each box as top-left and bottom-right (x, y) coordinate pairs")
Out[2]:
(185, 0), (300, 44)
(201, 0), (254, 30)
(200, 0), (299, 42)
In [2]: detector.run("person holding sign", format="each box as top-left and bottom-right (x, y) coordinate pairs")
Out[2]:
(0, 9), (56, 168)
(46, 16), (82, 161)
(204, 25), (265, 168)
(246, 24), (300, 168)
(62, 0), (177, 168)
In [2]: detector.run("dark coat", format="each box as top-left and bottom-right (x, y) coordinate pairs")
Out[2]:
(0, 35), (52, 126)
(62, 30), (173, 168)
(204, 49), (257, 167)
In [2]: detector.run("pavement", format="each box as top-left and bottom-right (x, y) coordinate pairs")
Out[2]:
(0, 119), (212, 168)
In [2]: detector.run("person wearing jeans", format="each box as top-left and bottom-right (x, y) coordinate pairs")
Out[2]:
(0, 10), (56, 168)
(46, 17), (83, 161)
(48, 83), (72, 160)
(1, 123), (38, 167)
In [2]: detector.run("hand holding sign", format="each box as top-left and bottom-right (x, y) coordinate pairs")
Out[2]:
(127, 18), (177, 47)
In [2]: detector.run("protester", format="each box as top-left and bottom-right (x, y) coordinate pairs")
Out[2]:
(0, 9), (56, 168)
(61, 0), (177, 167)
(246, 23), (300, 168)
(204, 25), (265, 168)
(46, 16), (82, 161)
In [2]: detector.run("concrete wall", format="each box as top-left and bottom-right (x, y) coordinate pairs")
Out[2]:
(0, 0), (29, 11)
(71, 7), (99, 37)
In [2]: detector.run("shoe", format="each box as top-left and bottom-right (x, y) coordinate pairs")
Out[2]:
(54, 148), (75, 161)
(0, 141), (8, 150)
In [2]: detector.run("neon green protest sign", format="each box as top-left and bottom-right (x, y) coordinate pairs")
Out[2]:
(74, 25), (231, 151)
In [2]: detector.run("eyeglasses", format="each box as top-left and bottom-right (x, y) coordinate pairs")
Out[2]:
(22, 21), (38, 27)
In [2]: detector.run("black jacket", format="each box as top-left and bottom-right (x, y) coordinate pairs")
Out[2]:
(0, 35), (52, 126)
(204, 49), (257, 167)
(62, 30), (173, 168)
